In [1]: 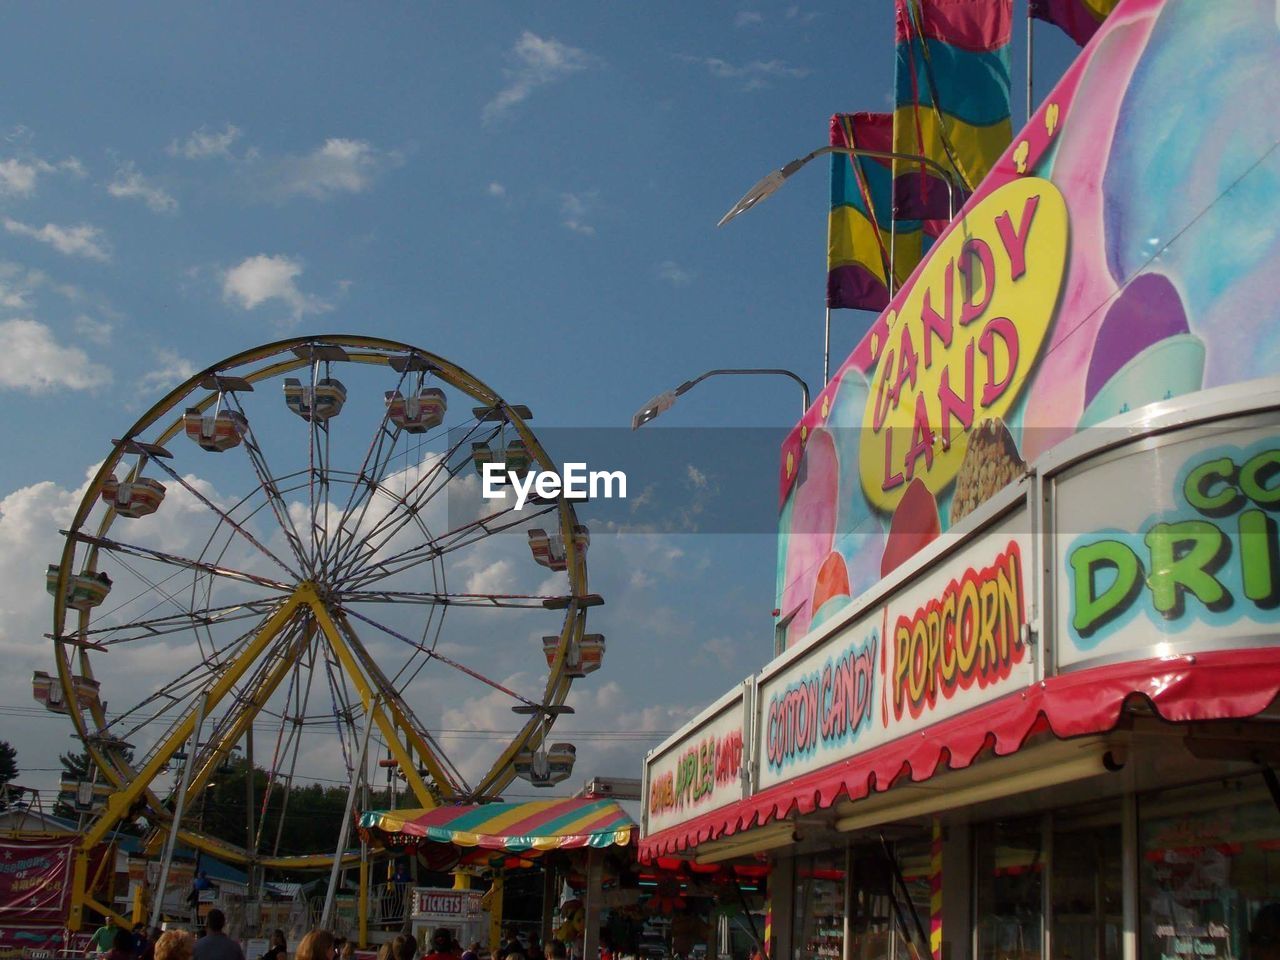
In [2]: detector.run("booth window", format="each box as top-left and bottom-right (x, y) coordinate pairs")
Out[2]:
(1051, 802), (1122, 959)
(1140, 773), (1280, 960)
(793, 851), (846, 960)
(974, 818), (1044, 960)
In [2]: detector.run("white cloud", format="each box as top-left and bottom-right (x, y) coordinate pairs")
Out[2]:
(560, 191), (598, 236)
(735, 11), (765, 27)
(682, 55), (810, 90)
(487, 182), (507, 198)
(168, 124), (242, 159)
(0, 318), (111, 391)
(272, 139), (400, 200)
(785, 5), (820, 22)
(4, 219), (110, 261)
(483, 32), (595, 124)
(0, 262), (46, 310)
(139, 347), (197, 394)
(72, 314), (113, 345)
(657, 260), (693, 287)
(222, 254), (331, 325)
(107, 162), (177, 213)
(0, 155), (85, 198)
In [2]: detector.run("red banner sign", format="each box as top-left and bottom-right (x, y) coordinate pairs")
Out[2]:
(0, 926), (73, 960)
(0, 838), (77, 927)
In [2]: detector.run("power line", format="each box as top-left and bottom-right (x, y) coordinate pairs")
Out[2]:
(0, 703), (674, 741)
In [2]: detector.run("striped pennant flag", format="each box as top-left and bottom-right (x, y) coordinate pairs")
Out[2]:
(829, 112), (943, 310)
(1030, 0), (1121, 46)
(829, 112), (899, 310)
(892, 0), (1013, 220)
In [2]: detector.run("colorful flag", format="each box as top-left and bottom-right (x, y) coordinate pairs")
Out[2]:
(1030, 0), (1120, 47)
(829, 113), (943, 310)
(892, 0), (1013, 220)
(829, 113), (893, 310)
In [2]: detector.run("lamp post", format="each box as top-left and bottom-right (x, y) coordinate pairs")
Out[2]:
(718, 144), (966, 385)
(631, 368), (811, 430)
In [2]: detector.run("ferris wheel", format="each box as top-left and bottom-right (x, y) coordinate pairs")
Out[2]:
(39, 335), (603, 873)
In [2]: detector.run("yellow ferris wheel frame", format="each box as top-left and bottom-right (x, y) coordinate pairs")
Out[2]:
(51, 335), (594, 930)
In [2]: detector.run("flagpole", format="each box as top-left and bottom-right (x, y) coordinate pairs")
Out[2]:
(889, 217), (897, 298)
(823, 307), (832, 385)
(1026, 1), (1035, 122)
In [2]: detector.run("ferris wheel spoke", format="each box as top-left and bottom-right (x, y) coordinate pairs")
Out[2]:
(343, 500), (557, 592)
(340, 589), (564, 609)
(323, 365), (414, 575)
(147, 454), (302, 582)
(264, 631), (320, 857)
(108, 605), (290, 741)
(228, 406), (313, 576)
(308, 405), (338, 582)
(325, 416), (494, 585)
(78, 599), (279, 646)
(327, 409), (500, 582)
(311, 603), (469, 798)
(334, 611), (470, 796)
(84, 549), (208, 631)
(185, 619), (310, 799)
(67, 531), (294, 592)
(341, 605), (538, 711)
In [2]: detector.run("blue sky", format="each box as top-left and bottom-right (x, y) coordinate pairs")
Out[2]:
(0, 2), (1077, 801)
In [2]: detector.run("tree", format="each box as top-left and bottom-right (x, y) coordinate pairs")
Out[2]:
(0, 741), (17, 810)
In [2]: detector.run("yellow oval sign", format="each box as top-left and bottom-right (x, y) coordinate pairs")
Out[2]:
(859, 176), (1068, 512)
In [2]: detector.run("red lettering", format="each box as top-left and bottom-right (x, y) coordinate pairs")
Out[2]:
(937, 342), (974, 448)
(979, 316), (1020, 406)
(903, 393), (934, 481)
(894, 325), (919, 400)
(872, 349), (897, 431)
(920, 264), (954, 368)
(891, 541), (1027, 721)
(882, 425), (905, 492)
(994, 194), (1040, 281)
(959, 239), (996, 326)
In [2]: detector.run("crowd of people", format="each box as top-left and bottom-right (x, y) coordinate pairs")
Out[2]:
(89, 914), (588, 960)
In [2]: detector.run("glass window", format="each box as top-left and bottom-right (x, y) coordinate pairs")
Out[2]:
(1140, 774), (1280, 960)
(794, 851), (846, 960)
(974, 817), (1045, 960)
(1051, 805), (1121, 960)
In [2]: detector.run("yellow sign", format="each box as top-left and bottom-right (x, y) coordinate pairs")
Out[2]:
(860, 177), (1068, 512)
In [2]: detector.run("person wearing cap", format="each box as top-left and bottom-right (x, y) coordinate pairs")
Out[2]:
(423, 930), (459, 960)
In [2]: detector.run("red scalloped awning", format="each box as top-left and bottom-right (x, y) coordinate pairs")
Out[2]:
(640, 648), (1280, 859)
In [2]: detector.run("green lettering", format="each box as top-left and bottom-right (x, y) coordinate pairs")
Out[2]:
(1239, 509), (1280, 607)
(1144, 520), (1230, 618)
(1183, 456), (1241, 517)
(1240, 449), (1280, 506)
(1070, 539), (1142, 637)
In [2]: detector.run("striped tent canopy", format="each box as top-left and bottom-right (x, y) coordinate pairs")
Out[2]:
(358, 798), (636, 854)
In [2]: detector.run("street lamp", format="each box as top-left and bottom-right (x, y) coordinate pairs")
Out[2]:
(718, 144), (963, 228)
(717, 144), (966, 385)
(632, 368), (811, 429)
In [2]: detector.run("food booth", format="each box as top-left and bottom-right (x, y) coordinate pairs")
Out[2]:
(641, 2), (1280, 958)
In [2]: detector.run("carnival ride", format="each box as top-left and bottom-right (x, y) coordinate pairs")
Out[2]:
(38, 336), (605, 929)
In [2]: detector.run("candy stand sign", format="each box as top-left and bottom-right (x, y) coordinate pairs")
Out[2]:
(776, 0), (1280, 649)
(644, 691), (746, 835)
